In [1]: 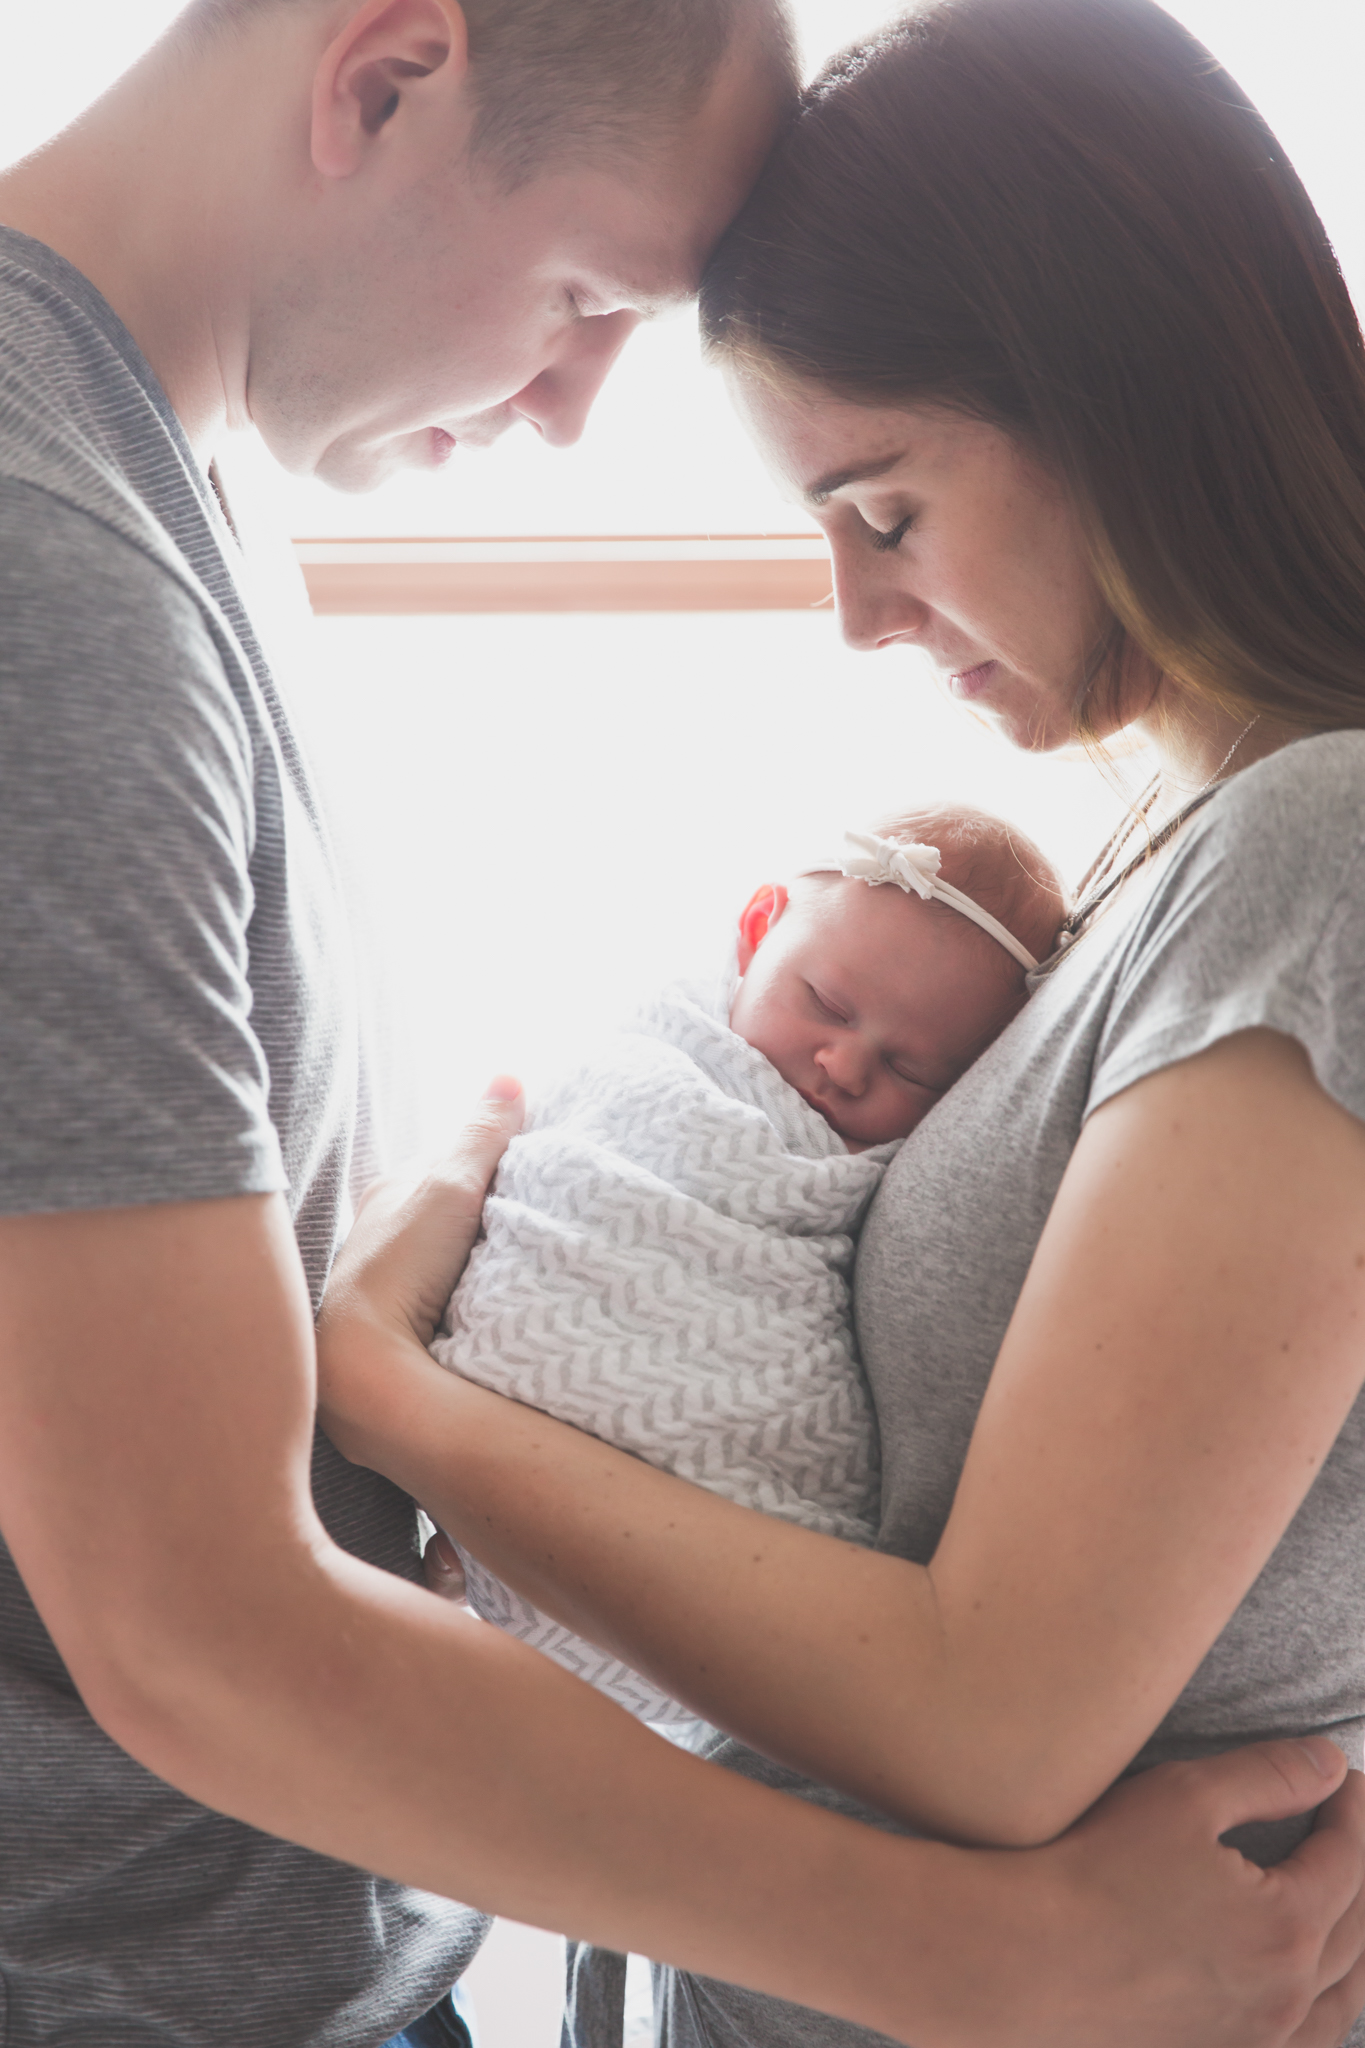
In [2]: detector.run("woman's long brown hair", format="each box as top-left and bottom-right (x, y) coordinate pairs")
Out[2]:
(700, 0), (1365, 732)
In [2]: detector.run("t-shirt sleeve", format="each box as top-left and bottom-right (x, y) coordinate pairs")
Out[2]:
(1088, 733), (1365, 1128)
(0, 480), (287, 1213)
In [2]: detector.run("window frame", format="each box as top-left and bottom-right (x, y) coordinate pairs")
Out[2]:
(293, 534), (833, 614)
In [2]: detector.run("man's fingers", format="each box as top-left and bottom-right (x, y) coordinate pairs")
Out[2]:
(1233, 1764), (1365, 2048)
(1308, 1921), (1365, 2047)
(1291, 1947), (1365, 2048)
(1291, 1773), (1365, 1989)
(1184, 1738), (1349, 1839)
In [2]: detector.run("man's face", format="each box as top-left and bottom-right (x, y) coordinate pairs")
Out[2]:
(248, 43), (784, 491)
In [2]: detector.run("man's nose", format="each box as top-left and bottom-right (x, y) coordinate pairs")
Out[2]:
(815, 1035), (872, 1096)
(829, 536), (931, 654)
(508, 309), (642, 448)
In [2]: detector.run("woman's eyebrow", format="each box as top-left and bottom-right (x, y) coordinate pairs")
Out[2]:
(806, 452), (905, 505)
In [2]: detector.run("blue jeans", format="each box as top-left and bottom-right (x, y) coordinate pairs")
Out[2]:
(382, 1982), (478, 2048)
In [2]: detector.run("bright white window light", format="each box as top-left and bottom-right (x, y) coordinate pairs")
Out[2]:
(5, 1), (1362, 1144)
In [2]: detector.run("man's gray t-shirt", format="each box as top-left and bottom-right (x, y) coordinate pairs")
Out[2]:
(0, 230), (487, 2046)
(653, 732), (1365, 2048)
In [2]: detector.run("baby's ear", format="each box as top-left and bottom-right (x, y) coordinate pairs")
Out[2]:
(736, 884), (789, 972)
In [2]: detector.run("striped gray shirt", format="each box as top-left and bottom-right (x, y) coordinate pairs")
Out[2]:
(0, 228), (486, 2047)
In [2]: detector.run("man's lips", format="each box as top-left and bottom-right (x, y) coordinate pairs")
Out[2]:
(946, 659), (999, 700)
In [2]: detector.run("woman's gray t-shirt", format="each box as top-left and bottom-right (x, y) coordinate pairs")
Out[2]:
(654, 731), (1365, 2048)
(861, 730), (1365, 1785)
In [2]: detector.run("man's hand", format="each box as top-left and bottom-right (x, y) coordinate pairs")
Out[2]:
(989, 1740), (1365, 2048)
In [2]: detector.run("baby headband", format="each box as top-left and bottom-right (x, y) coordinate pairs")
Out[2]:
(803, 830), (1039, 973)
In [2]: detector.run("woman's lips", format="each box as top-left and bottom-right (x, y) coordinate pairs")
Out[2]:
(947, 659), (999, 699)
(430, 427), (457, 466)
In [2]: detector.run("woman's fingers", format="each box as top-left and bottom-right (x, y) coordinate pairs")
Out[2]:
(324, 1079), (525, 1346)
(424, 1527), (469, 1604)
(315, 1081), (525, 1465)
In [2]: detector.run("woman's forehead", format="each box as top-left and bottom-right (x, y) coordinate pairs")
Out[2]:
(728, 372), (914, 491)
(728, 372), (995, 504)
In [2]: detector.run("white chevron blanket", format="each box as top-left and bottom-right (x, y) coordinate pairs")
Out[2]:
(431, 979), (896, 1725)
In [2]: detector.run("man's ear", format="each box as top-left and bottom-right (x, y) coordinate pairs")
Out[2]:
(311, 0), (469, 180)
(736, 884), (789, 974)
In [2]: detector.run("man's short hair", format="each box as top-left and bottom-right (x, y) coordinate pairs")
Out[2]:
(181, 0), (797, 185)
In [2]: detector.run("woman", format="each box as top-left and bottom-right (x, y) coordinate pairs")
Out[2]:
(318, 0), (1365, 2040)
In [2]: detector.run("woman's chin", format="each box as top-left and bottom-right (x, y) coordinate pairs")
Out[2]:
(987, 699), (1092, 756)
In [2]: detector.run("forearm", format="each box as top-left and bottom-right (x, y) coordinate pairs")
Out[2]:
(321, 1311), (1027, 1844)
(95, 1512), (1365, 2048)
(0, 1185), (1010, 2045)
(92, 1516), (1004, 2047)
(325, 1033), (1365, 1850)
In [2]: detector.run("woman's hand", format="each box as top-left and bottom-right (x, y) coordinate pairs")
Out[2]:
(315, 1079), (523, 1467)
(424, 1527), (468, 1601)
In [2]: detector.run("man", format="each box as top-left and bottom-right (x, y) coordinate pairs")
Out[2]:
(0, 3), (1362, 2044)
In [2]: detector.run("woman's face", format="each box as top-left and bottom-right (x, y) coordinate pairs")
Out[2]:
(732, 373), (1159, 752)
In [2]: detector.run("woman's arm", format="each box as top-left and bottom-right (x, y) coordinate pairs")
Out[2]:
(319, 1028), (1365, 1847)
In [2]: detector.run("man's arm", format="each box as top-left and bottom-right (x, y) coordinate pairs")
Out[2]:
(6, 1149), (1365, 2048)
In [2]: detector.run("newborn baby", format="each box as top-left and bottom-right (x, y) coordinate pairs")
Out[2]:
(432, 805), (1065, 1724)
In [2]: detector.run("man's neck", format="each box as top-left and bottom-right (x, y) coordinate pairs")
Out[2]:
(0, 31), (257, 460)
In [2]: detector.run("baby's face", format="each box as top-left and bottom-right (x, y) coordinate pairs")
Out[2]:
(729, 877), (1026, 1148)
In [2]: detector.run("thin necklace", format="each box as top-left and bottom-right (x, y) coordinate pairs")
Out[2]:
(1177, 713), (1262, 798)
(1050, 715), (1261, 956)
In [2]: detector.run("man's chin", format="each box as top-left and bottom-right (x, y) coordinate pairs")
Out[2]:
(310, 435), (418, 494)
(300, 408), (516, 490)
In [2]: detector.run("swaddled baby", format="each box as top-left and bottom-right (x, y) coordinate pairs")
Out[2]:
(431, 805), (1065, 1723)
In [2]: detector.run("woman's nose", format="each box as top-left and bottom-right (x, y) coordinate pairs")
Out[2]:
(508, 309), (642, 448)
(815, 1035), (872, 1096)
(829, 537), (931, 654)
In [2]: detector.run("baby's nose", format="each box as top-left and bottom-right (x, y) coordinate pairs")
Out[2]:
(816, 1036), (871, 1096)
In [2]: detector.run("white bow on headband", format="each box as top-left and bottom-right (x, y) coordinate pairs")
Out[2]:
(805, 830), (1038, 972)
